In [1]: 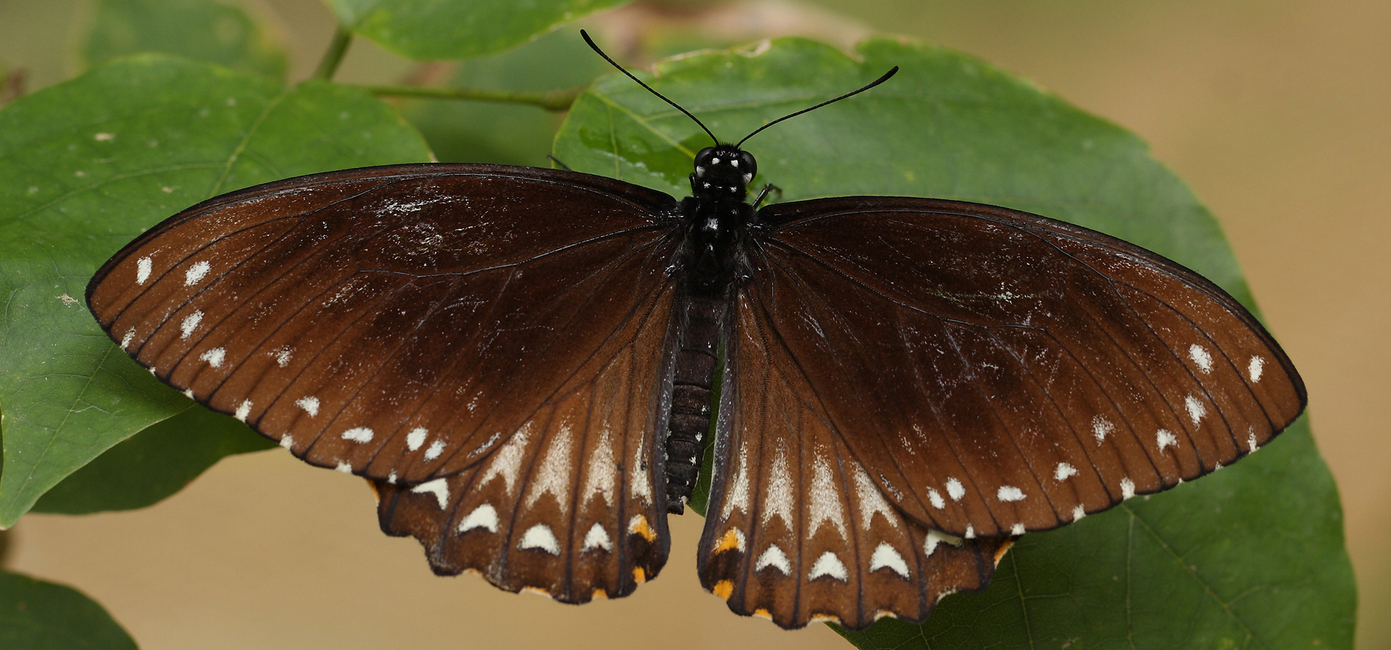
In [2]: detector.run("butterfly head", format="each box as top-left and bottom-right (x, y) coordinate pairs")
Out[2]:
(691, 145), (756, 202)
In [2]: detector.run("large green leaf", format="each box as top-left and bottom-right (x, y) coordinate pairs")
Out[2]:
(555, 37), (1353, 647)
(81, 0), (288, 79)
(0, 570), (136, 650)
(324, 0), (632, 61)
(0, 55), (432, 527)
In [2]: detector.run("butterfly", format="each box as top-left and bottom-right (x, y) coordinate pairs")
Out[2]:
(84, 31), (1305, 630)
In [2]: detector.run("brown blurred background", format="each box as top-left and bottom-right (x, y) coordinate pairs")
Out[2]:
(2, 0), (1386, 648)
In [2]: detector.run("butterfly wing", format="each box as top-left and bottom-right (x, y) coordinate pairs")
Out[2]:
(87, 163), (684, 599)
(737, 196), (1305, 539)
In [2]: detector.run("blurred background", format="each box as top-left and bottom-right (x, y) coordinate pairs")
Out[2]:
(1, 0), (1386, 647)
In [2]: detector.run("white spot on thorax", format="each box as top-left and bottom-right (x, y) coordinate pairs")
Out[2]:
(295, 396), (319, 417)
(184, 260), (210, 286)
(199, 347), (225, 368)
(997, 486), (1026, 502)
(760, 443), (794, 529)
(525, 423), (575, 514)
(341, 427), (373, 443)
(1248, 356), (1265, 383)
(1189, 344), (1214, 373)
(136, 257), (152, 284)
(808, 452), (848, 539)
(870, 543), (910, 578)
(457, 504), (498, 533)
(809, 552), (849, 582)
(424, 440), (445, 461)
(852, 464), (897, 530)
(1185, 395), (1206, 424)
(755, 544), (792, 575)
(519, 524), (561, 555)
(180, 310), (203, 338)
(1055, 463), (1078, 481)
(1120, 477), (1136, 500)
(1156, 429), (1178, 451)
(927, 488), (946, 509)
(406, 427), (428, 451)
(1093, 415), (1114, 444)
(946, 477), (965, 501)
(233, 400), (251, 422)
(582, 523), (612, 552)
(411, 478), (450, 509)
(1011, 523), (1026, 535)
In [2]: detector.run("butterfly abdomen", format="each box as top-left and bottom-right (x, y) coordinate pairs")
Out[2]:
(665, 295), (725, 514)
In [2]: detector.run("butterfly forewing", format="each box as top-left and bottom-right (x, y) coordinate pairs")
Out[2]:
(744, 197), (1305, 537)
(375, 269), (680, 600)
(88, 164), (683, 485)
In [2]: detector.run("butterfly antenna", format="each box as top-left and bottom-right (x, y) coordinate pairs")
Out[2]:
(581, 30), (720, 147)
(736, 66), (898, 148)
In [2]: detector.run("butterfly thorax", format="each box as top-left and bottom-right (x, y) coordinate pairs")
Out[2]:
(682, 145), (755, 298)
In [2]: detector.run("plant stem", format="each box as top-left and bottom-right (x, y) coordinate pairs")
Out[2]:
(313, 26), (353, 81)
(355, 84), (585, 112)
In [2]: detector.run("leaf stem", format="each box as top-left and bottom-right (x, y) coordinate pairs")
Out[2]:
(313, 26), (353, 81)
(353, 84), (584, 112)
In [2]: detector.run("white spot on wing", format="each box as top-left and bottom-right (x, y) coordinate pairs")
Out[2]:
(479, 428), (529, 496)
(1055, 463), (1078, 481)
(760, 443), (794, 529)
(411, 478), (450, 509)
(335, 461), (352, 473)
(1185, 395), (1206, 424)
(630, 436), (653, 505)
(233, 400), (251, 422)
(406, 427), (428, 451)
(1248, 356), (1265, 383)
(457, 504), (498, 533)
(1011, 523), (1026, 535)
(965, 525), (975, 539)
(180, 310), (203, 338)
(120, 328), (135, 350)
(136, 257), (151, 284)
(808, 452), (849, 539)
(853, 464), (898, 530)
(519, 524), (561, 555)
(340, 427), (373, 443)
(582, 523), (612, 552)
(870, 543), (910, 578)
(946, 477), (965, 502)
(525, 423), (575, 514)
(721, 443), (751, 519)
(1093, 415), (1114, 444)
(273, 346), (292, 367)
(582, 426), (616, 508)
(755, 545), (792, 575)
(184, 260), (210, 286)
(279, 436), (294, 450)
(1072, 504), (1086, 520)
(997, 486), (1026, 502)
(295, 396), (319, 417)
(1121, 477), (1136, 500)
(424, 440), (445, 461)
(1156, 429), (1178, 451)
(809, 552), (849, 582)
(923, 529), (963, 557)
(1189, 344), (1213, 373)
(927, 488), (946, 509)
(199, 347), (225, 368)
(1247, 427), (1260, 453)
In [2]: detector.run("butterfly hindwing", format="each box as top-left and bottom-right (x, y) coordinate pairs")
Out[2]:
(697, 296), (1008, 629)
(745, 197), (1306, 537)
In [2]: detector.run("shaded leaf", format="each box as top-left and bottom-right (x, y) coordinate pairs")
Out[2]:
(323, 0), (631, 61)
(0, 570), (136, 650)
(554, 37), (1354, 647)
(0, 55), (432, 527)
(81, 0), (288, 79)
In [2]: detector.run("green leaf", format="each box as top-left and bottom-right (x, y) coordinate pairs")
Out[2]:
(323, 0), (632, 61)
(81, 0), (289, 79)
(402, 28), (609, 166)
(0, 570), (136, 650)
(0, 55), (432, 527)
(32, 404), (275, 514)
(555, 37), (1354, 647)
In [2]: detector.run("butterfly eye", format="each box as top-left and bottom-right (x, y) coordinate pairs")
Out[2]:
(737, 151), (757, 178)
(695, 147), (716, 166)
